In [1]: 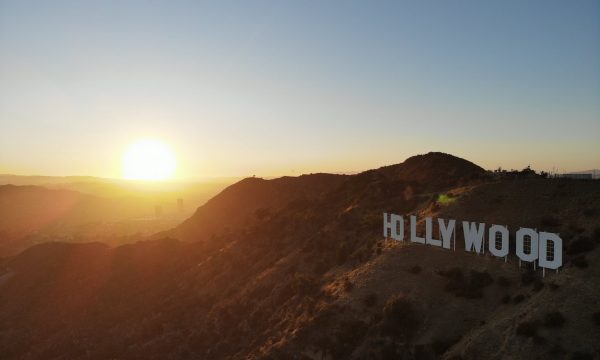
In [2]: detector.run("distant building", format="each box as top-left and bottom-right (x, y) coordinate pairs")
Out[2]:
(155, 205), (163, 218)
(177, 198), (184, 212)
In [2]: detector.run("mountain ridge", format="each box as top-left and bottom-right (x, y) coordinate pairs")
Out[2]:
(167, 152), (484, 243)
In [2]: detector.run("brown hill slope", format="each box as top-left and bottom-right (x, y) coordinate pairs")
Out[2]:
(168, 152), (483, 242)
(169, 172), (348, 242)
(0, 153), (598, 360)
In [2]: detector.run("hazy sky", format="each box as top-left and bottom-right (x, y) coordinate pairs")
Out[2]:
(1, 0), (599, 178)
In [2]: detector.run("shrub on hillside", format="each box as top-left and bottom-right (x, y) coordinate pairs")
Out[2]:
(593, 227), (600, 243)
(342, 279), (354, 292)
(521, 271), (536, 285)
(407, 265), (422, 274)
(519, 271), (544, 291)
(363, 293), (378, 308)
(254, 208), (271, 220)
(312, 258), (331, 275)
(532, 335), (547, 345)
(572, 256), (589, 269)
(313, 306), (337, 328)
(550, 343), (567, 357)
(375, 338), (402, 360)
(570, 351), (594, 360)
(331, 319), (369, 358)
(349, 246), (371, 264)
(567, 237), (596, 255)
(516, 321), (538, 337)
(533, 279), (545, 292)
(592, 311), (600, 326)
(568, 223), (586, 234)
(446, 356), (464, 360)
(470, 270), (493, 288)
(381, 294), (420, 340)
(437, 267), (463, 281)
(540, 215), (560, 228)
(276, 284), (295, 303)
(496, 276), (511, 287)
(438, 268), (493, 298)
(543, 311), (566, 328)
(336, 244), (350, 265)
(430, 201), (441, 212)
(512, 294), (526, 304)
(431, 337), (459, 356)
(314, 335), (333, 359)
(582, 208), (597, 217)
(291, 272), (319, 296)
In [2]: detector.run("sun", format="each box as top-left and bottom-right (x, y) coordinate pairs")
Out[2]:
(123, 139), (176, 180)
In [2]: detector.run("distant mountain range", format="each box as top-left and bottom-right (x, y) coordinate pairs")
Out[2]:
(0, 152), (598, 359)
(0, 174), (102, 185)
(0, 177), (236, 256)
(0, 174), (238, 199)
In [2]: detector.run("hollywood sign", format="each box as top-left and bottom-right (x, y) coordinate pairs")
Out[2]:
(383, 213), (562, 273)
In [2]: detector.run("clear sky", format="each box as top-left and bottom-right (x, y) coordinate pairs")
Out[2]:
(1, 0), (599, 178)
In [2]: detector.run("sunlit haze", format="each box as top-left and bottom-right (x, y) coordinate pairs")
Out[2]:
(1, 0), (599, 178)
(123, 139), (176, 180)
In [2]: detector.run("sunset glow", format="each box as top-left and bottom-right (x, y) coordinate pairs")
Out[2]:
(122, 139), (176, 180)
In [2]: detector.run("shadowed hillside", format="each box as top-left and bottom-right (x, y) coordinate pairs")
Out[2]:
(169, 173), (348, 242)
(168, 152), (483, 243)
(1, 153), (599, 360)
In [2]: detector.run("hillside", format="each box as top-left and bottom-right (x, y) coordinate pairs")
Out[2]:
(0, 152), (599, 360)
(168, 172), (348, 242)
